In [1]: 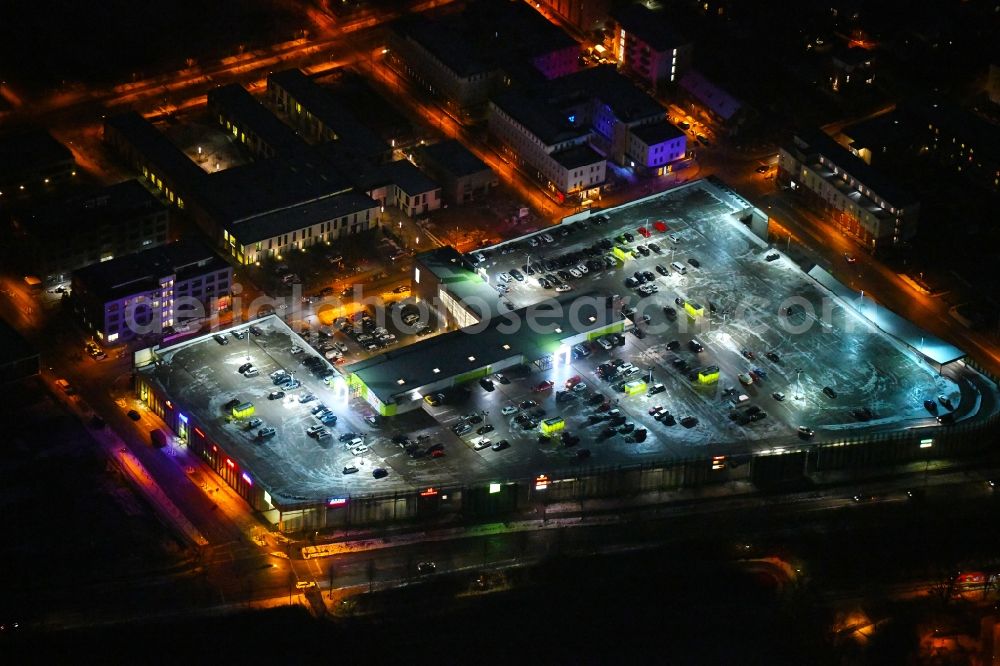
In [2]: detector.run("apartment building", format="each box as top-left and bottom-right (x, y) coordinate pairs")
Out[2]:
(778, 130), (919, 252)
(71, 239), (233, 344)
(611, 4), (692, 89)
(12, 179), (168, 283)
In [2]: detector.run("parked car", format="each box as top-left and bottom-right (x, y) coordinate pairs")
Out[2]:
(533, 380), (554, 392)
(823, 386), (838, 399)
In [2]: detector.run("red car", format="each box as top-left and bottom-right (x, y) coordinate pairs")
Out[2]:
(533, 380), (554, 392)
(637, 226), (651, 238)
(565, 375), (583, 390)
(653, 220), (668, 233)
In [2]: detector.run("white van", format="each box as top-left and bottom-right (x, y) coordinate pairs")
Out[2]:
(671, 261), (687, 275)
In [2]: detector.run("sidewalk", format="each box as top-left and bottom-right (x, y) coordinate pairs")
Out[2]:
(45, 373), (209, 547)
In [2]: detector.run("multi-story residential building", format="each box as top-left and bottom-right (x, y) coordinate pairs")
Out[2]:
(341, 158), (442, 218)
(778, 130), (919, 252)
(222, 192), (381, 265)
(416, 139), (497, 204)
(611, 3), (692, 89)
(104, 111), (205, 212)
(678, 70), (751, 136)
(103, 111), (391, 265)
(266, 69), (391, 164)
(827, 45), (876, 94)
(11, 179), (168, 283)
(625, 121), (688, 175)
(0, 129), (76, 202)
(489, 90), (606, 201)
(71, 239), (233, 344)
(388, 0), (579, 110)
(207, 83), (308, 160)
(843, 101), (1000, 196)
(488, 66), (679, 199)
(546, 66), (669, 166)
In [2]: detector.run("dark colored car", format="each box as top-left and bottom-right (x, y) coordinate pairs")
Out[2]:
(823, 386), (838, 399)
(372, 468), (389, 479)
(268, 391), (285, 400)
(852, 407), (874, 421)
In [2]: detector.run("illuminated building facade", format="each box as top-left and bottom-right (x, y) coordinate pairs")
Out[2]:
(778, 130), (919, 252)
(611, 4), (692, 89)
(71, 239), (232, 344)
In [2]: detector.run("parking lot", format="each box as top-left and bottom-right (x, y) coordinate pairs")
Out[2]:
(442, 181), (962, 455)
(144, 182), (977, 498)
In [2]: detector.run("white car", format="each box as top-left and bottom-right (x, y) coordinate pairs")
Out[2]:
(290, 345), (303, 355)
(596, 337), (613, 350)
(576, 263), (589, 274)
(668, 233), (681, 244)
(472, 437), (492, 450)
(351, 444), (369, 455)
(541, 233), (554, 243)
(501, 405), (518, 415)
(568, 268), (582, 279)
(555, 284), (573, 292)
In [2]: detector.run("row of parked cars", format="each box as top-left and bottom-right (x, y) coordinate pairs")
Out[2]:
(469, 215), (613, 265)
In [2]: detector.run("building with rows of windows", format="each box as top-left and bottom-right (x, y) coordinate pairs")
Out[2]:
(778, 130), (919, 252)
(71, 239), (232, 344)
(10, 179), (168, 284)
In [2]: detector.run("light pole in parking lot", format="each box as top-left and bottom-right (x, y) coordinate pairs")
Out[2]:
(795, 368), (803, 400)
